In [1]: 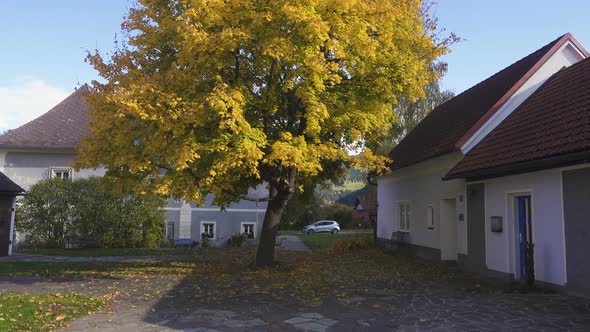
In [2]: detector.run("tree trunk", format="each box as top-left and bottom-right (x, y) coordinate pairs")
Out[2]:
(255, 187), (289, 267)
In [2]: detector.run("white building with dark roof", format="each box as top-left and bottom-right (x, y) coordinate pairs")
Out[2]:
(0, 85), (267, 248)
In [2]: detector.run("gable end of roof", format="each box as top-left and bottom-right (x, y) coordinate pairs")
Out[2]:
(387, 34), (568, 171)
(454, 33), (590, 149)
(445, 56), (590, 180)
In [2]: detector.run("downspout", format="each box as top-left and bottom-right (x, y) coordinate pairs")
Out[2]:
(8, 196), (16, 255)
(367, 175), (378, 243)
(255, 201), (259, 239)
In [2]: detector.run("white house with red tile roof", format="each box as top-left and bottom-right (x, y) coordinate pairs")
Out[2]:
(376, 33), (590, 294)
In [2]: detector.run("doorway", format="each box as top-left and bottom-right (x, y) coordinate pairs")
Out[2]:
(440, 198), (458, 261)
(0, 197), (13, 256)
(515, 195), (532, 280)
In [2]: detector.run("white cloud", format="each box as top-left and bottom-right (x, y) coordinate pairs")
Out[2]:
(0, 78), (69, 132)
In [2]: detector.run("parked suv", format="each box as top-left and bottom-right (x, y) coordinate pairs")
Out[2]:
(302, 220), (340, 234)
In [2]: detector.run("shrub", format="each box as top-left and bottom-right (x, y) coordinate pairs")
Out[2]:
(228, 234), (246, 247)
(318, 203), (368, 229)
(201, 237), (210, 248)
(16, 177), (166, 248)
(16, 179), (72, 248)
(329, 236), (372, 254)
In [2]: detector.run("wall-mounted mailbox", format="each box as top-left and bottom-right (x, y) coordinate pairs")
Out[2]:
(490, 216), (503, 233)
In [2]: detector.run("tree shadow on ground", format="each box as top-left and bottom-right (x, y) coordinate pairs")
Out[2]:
(136, 248), (590, 331)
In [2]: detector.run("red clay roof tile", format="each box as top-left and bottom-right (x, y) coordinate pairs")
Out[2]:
(446, 57), (590, 180)
(388, 35), (564, 170)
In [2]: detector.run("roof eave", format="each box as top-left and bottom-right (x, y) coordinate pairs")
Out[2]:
(389, 147), (460, 172)
(0, 144), (77, 152)
(0, 191), (25, 196)
(443, 150), (590, 182)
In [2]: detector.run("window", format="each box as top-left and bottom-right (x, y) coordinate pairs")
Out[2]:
(201, 222), (216, 239)
(50, 167), (73, 180)
(166, 222), (175, 240)
(242, 223), (255, 239)
(397, 202), (411, 232)
(427, 206), (435, 230)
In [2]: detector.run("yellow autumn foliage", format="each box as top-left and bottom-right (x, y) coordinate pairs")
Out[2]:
(76, 0), (454, 210)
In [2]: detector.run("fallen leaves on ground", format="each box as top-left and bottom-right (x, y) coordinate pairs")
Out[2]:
(0, 293), (103, 331)
(1, 247), (505, 312)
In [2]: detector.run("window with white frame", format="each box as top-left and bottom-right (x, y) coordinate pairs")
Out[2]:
(50, 167), (73, 180)
(397, 202), (411, 232)
(242, 222), (255, 239)
(426, 206), (435, 230)
(201, 222), (216, 239)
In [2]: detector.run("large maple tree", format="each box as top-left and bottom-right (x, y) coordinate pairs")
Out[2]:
(77, 0), (454, 266)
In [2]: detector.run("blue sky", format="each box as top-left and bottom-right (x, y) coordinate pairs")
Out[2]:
(1, 0), (589, 130)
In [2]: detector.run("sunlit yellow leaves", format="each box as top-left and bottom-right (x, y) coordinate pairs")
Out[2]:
(262, 37), (292, 60)
(266, 133), (321, 175)
(76, 0), (454, 205)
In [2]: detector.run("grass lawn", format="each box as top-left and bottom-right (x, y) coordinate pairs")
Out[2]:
(297, 233), (373, 251)
(0, 293), (102, 331)
(0, 260), (198, 278)
(17, 247), (195, 257)
(277, 230), (301, 235)
(0, 247), (252, 277)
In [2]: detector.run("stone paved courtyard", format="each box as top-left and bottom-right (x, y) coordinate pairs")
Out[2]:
(1, 248), (589, 331)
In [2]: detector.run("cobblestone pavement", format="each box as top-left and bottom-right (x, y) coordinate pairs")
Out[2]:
(1, 273), (589, 331)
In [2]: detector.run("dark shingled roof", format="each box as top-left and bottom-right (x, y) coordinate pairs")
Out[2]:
(0, 85), (90, 149)
(446, 57), (590, 180)
(0, 171), (24, 194)
(388, 35), (565, 170)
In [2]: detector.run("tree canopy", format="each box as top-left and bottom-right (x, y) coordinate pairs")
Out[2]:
(76, 0), (455, 265)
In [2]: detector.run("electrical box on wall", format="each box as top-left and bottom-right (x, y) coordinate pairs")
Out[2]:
(490, 216), (503, 233)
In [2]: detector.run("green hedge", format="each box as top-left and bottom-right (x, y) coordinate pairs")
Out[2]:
(16, 177), (166, 248)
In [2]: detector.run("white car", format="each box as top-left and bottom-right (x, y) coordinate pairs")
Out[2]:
(302, 220), (340, 234)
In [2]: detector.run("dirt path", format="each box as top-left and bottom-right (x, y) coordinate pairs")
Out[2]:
(277, 235), (311, 252)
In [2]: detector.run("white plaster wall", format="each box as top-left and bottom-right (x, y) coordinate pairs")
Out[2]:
(1, 150), (105, 190)
(462, 41), (586, 153)
(377, 153), (467, 254)
(0, 151), (6, 173)
(482, 168), (566, 285)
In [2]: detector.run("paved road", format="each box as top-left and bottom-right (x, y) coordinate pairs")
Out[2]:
(0, 253), (190, 263)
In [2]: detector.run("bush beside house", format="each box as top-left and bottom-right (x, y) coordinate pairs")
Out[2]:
(16, 177), (166, 248)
